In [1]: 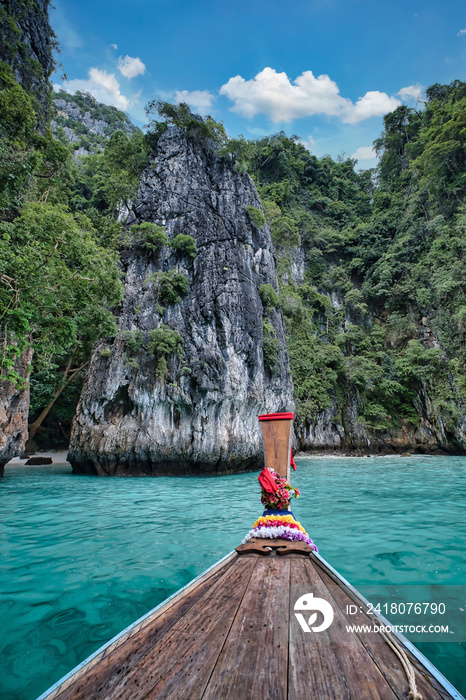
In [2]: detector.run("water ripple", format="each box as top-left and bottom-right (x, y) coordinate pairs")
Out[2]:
(1, 457), (465, 699)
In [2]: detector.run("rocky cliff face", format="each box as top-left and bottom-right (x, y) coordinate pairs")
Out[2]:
(52, 91), (140, 157)
(0, 0), (55, 128)
(295, 291), (466, 455)
(298, 393), (466, 455)
(68, 126), (294, 475)
(0, 0), (53, 473)
(0, 348), (33, 475)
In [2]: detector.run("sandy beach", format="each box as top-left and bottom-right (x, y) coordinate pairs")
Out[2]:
(6, 451), (427, 468)
(8, 451), (71, 466)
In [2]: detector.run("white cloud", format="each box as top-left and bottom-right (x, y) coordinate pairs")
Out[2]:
(59, 68), (129, 110)
(111, 43), (118, 50)
(118, 55), (146, 79)
(398, 85), (423, 101)
(457, 28), (466, 36)
(345, 91), (400, 124)
(220, 68), (344, 121)
(351, 146), (377, 160)
(220, 67), (401, 124)
(174, 89), (215, 116)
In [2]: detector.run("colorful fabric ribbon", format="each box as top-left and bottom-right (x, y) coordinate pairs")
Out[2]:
(258, 467), (279, 493)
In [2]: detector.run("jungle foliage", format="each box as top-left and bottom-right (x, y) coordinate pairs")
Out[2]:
(2, 64), (466, 447)
(0, 61), (125, 446)
(237, 82), (466, 435)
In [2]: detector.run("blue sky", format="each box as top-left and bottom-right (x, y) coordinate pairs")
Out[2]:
(51, 0), (466, 169)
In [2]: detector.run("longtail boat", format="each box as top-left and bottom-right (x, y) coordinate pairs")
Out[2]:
(37, 413), (464, 700)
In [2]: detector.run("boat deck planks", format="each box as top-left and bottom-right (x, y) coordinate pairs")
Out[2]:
(117, 556), (257, 700)
(203, 556), (290, 700)
(296, 556), (398, 700)
(312, 559), (444, 700)
(288, 557), (353, 700)
(41, 551), (458, 700)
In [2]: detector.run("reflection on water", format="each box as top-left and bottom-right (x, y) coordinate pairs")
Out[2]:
(0, 456), (465, 699)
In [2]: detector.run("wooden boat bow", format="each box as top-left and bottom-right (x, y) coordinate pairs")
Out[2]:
(37, 413), (464, 700)
(37, 547), (462, 700)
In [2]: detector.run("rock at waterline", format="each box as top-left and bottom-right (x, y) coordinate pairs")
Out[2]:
(0, 348), (33, 477)
(68, 125), (293, 476)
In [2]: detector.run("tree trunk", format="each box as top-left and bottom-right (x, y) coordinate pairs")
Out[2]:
(27, 357), (88, 443)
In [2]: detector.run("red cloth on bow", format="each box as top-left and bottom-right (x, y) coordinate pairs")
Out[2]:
(290, 449), (296, 471)
(258, 468), (279, 493)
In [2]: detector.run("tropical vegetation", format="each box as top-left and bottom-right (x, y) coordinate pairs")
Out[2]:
(1, 49), (466, 449)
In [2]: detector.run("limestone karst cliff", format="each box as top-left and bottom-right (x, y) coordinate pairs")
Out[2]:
(0, 0), (55, 128)
(0, 0), (56, 473)
(0, 348), (33, 475)
(283, 255), (466, 455)
(68, 126), (294, 475)
(297, 378), (466, 455)
(52, 90), (140, 157)
(247, 122), (466, 457)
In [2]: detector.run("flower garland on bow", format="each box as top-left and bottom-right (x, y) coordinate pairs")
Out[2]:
(241, 514), (318, 551)
(258, 467), (300, 510)
(242, 467), (318, 551)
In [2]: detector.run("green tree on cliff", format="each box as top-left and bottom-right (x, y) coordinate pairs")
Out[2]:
(0, 60), (124, 445)
(145, 100), (228, 148)
(0, 202), (123, 441)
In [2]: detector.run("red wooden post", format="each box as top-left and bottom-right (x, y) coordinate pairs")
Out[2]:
(258, 412), (294, 482)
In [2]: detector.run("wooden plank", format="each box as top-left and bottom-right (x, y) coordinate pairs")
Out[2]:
(293, 557), (399, 700)
(44, 547), (455, 700)
(312, 558), (445, 700)
(288, 557), (351, 700)
(311, 559), (407, 700)
(236, 538), (315, 556)
(202, 556), (291, 700)
(109, 556), (257, 700)
(51, 555), (238, 700)
(260, 418), (292, 480)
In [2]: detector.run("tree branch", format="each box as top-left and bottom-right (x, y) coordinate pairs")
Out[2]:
(27, 354), (89, 442)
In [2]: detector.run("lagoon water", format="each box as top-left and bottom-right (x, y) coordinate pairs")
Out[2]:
(1, 456), (465, 699)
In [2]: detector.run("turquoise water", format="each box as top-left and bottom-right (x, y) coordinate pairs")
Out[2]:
(1, 456), (465, 699)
